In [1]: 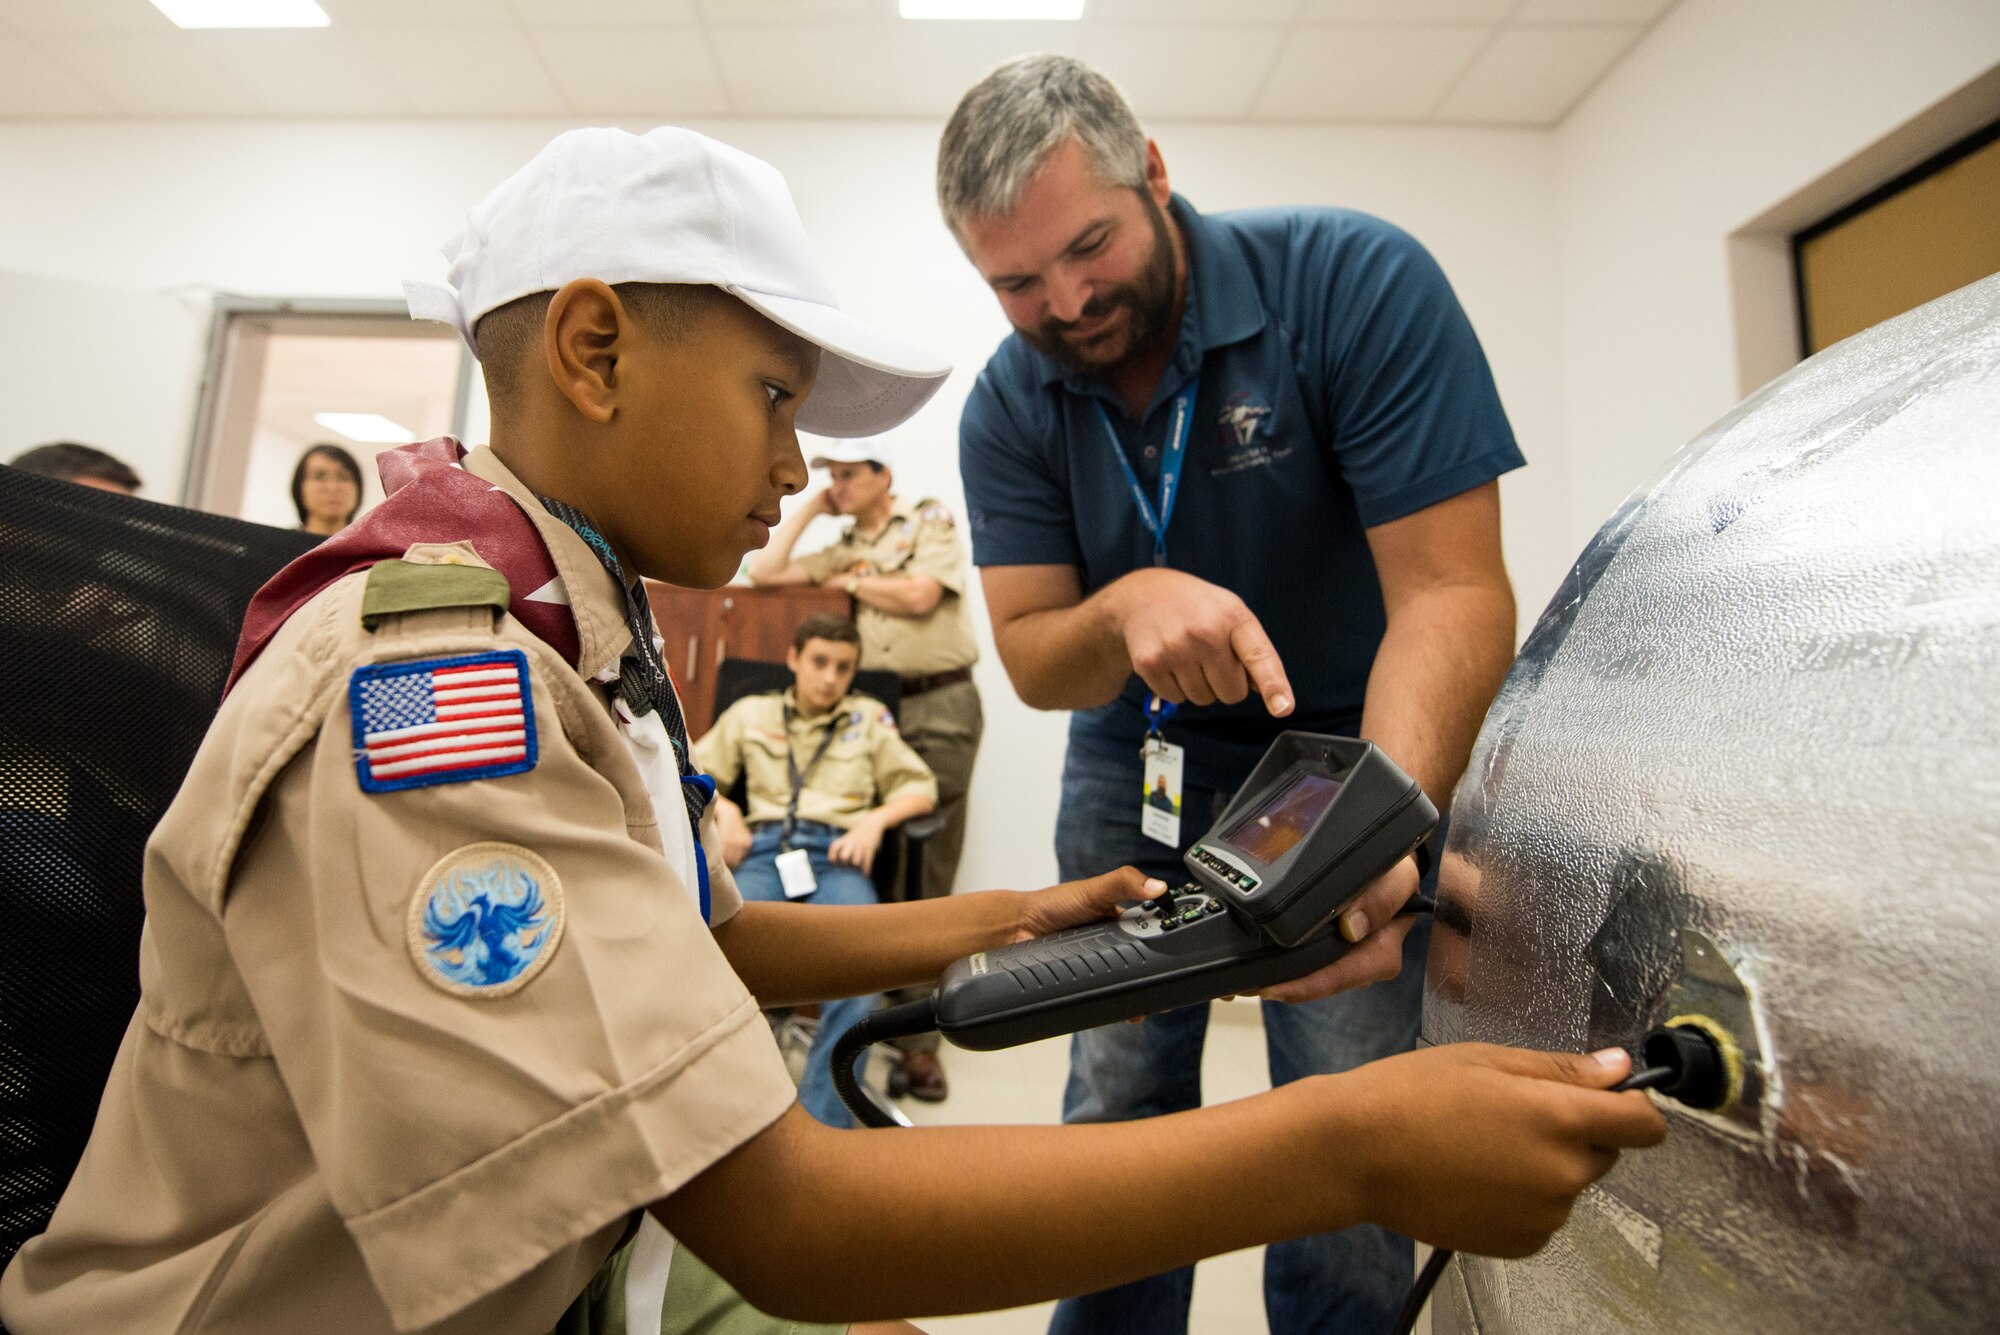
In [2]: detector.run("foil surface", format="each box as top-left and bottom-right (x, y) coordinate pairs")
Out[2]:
(1426, 274), (2000, 1333)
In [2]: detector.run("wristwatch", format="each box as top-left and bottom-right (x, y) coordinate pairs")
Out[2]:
(842, 575), (860, 595)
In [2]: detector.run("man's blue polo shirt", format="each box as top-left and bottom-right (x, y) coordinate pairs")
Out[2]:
(959, 195), (1523, 790)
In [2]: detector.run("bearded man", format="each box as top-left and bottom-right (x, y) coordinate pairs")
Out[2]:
(940, 55), (1524, 1335)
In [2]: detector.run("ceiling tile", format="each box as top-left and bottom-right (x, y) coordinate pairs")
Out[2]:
(529, 26), (730, 117)
(892, 24), (1288, 120)
(1252, 25), (1487, 121)
(1433, 23), (1640, 124)
(696, 0), (884, 23)
(1078, 25), (1288, 121)
(1299, 0), (1512, 21)
(1514, 0), (1675, 22)
(511, 0), (701, 23)
(39, 31), (262, 115)
(0, 33), (115, 115)
(349, 25), (567, 115)
(320, 0), (520, 25)
(889, 23), (1103, 117)
(190, 29), (413, 115)
(707, 21), (903, 116)
(0, 0), (175, 34)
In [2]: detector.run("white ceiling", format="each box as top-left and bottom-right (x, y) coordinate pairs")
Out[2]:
(0, 0), (1677, 125)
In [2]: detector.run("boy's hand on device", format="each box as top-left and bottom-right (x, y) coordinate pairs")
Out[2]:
(1335, 1043), (1668, 1257)
(1009, 866), (1165, 943)
(1258, 855), (1421, 1004)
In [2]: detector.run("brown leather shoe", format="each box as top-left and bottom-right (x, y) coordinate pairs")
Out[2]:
(900, 1049), (948, 1102)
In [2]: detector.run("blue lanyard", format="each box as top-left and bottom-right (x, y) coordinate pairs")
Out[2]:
(682, 774), (714, 924)
(536, 492), (713, 924)
(1094, 379), (1198, 567)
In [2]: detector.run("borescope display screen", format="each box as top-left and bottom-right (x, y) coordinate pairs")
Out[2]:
(1223, 770), (1343, 864)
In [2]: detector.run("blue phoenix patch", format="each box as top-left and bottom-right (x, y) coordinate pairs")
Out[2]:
(406, 843), (566, 998)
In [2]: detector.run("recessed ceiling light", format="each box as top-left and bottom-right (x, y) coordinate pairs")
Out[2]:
(900, 0), (1086, 18)
(148, 0), (330, 29)
(314, 412), (414, 445)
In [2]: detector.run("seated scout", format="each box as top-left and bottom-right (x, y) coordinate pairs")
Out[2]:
(694, 611), (937, 1129)
(0, 126), (1665, 1335)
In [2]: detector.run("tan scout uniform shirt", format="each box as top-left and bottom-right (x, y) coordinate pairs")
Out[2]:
(795, 497), (978, 678)
(693, 689), (936, 830)
(0, 448), (798, 1335)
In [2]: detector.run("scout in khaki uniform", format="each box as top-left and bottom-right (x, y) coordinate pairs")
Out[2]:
(694, 611), (937, 1129)
(0, 123), (1670, 1335)
(746, 439), (981, 1101)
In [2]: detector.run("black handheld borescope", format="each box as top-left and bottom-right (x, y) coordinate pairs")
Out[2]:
(833, 732), (1437, 1127)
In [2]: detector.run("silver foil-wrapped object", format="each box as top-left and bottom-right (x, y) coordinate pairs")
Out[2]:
(1425, 273), (2000, 1333)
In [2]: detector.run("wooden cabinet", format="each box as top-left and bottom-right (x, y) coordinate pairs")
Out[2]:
(644, 581), (850, 736)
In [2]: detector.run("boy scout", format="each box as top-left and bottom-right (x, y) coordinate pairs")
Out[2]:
(747, 438), (981, 1101)
(695, 612), (937, 1129)
(0, 126), (1665, 1335)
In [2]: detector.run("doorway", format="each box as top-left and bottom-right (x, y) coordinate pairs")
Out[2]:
(185, 301), (485, 529)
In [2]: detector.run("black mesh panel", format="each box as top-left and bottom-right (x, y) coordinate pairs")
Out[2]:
(0, 466), (315, 1276)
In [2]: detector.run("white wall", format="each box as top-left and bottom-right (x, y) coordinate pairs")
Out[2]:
(0, 268), (209, 498)
(0, 116), (1559, 891)
(1, 12), (1993, 896)
(1553, 0), (2000, 551)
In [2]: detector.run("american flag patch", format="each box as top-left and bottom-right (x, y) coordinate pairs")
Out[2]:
(349, 650), (538, 793)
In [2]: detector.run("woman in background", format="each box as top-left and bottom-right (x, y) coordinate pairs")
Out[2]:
(290, 443), (363, 539)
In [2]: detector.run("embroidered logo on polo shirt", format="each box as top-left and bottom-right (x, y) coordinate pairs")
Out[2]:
(1212, 392), (1288, 478)
(408, 843), (565, 998)
(1218, 392), (1273, 448)
(350, 650), (537, 793)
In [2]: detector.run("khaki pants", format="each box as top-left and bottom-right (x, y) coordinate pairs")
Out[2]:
(887, 677), (982, 1053)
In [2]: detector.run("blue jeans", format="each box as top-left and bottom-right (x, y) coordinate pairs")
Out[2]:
(732, 820), (880, 1130)
(1048, 744), (1430, 1335)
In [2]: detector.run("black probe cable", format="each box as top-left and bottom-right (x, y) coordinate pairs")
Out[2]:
(831, 996), (943, 1129)
(1387, 1061), (1677, 1335)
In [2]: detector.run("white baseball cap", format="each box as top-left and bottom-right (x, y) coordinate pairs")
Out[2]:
(405, 126), (950, 438)
(808, 435), (895, 470)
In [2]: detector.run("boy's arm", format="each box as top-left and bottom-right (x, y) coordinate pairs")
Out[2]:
(654, 1044), (1667, 1322)
(711, 866), (1153, 1007)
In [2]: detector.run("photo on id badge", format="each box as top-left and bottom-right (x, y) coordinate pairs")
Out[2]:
(1141, 735), (1185, 846)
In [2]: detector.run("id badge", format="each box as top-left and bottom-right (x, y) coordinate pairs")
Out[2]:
(1140, 735), (1186, 847)
(775, 847), (818, 898)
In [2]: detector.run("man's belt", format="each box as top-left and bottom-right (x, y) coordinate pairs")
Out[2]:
(899, 666), (973, 697)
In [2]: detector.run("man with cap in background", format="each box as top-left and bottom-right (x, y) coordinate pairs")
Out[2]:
(746, 437), (982, 1103)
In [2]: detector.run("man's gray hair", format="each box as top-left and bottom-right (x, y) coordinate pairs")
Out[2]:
(937, 54), (1147, 233)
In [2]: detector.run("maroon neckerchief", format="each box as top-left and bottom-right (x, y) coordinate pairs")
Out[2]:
(226, 438), (580, 694)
